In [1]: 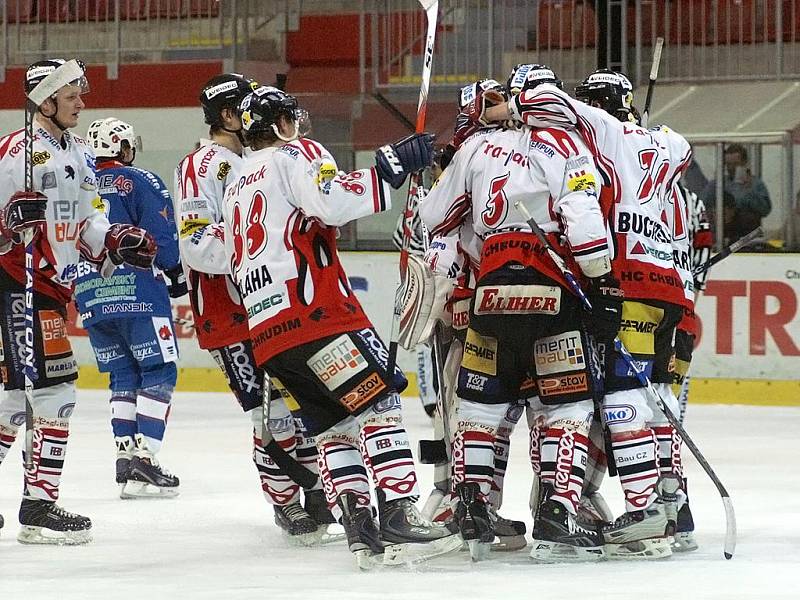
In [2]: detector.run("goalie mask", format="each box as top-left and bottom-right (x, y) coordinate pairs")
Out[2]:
(458, 78), (506, 110)
(238, 86), (308, 143)
(575, 69), (635, 123)
(87, 117), (142, 164)
(506, 63), (563, 96)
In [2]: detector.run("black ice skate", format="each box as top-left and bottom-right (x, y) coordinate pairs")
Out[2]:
(454, 482), (494, 561)
(376, 489), (463, 565)
(0, 512), (4, 537)
(121, 435), (179, 499)
(673, 478), (698, 553)
(115, 435), (133, 485)
(274, 502), (321, 546)
(336, 492), (386, 570)
(122, 455), (180, 499)
(490, 508), (527, 552)
(602, 501), (672, 560)
(530, 490), (604, 563)
(303, 489), (346, 546)
(18, 498), (92, 545)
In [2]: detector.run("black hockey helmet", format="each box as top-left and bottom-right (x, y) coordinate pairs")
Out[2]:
(25, 58), (88, 97)
(506, 63), (562, 96)
(575, 68), (635, 122)
(200, 73), (258, 127)
(458, 78), (506, 110)
(238, 85), (301, 141)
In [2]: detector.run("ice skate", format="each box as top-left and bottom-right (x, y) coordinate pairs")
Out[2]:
(17, 498), (92, 545)
(337, 493), (387, 570)
(602, 501), (672, 560)
(530, 495), (605, 563)
(673, 500), (698, 552)
(577, 490), (614, 526)
(303, 489), (346, 545)
(274, 502), (322, 546)
(121, 435), (179, 499)
(489, 507), (527, 552)
(376, 489), (463, 565)
(115, 435), (134, 487)
(0, 512), (4, 538)
(454, 482), (494, 561)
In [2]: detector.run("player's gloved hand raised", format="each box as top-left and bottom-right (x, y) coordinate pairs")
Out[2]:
(375, 132), (435, 189)
(461, 88), (505, 128)
(0, 191), (47, 241)
(584, 275), (624, 342)
(105, 224), (157, 269)
(164, 264), (188, 298)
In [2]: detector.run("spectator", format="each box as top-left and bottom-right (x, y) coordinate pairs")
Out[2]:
(702, 143), (771, 244)
(681, 150), (708, 197)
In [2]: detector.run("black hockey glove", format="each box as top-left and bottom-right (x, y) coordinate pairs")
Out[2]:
(375, 132), (435, 189)
(105, 224), (157, 270)
(164, 264), (188, 298)
(584, 275), (624, 342)
(0, 191), (47, 242)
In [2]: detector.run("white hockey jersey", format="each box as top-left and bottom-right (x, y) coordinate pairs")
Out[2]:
(510, 85), (692, 308)
(419, 125), (609, 289)
(174, 139), (249, 349)
(224, 137), (392, 365)
(0, 124), (110, 304)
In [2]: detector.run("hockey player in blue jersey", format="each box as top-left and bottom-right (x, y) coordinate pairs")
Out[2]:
(76, 117), (188, 498)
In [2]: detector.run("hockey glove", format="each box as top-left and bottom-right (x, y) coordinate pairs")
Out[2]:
(164, 264), (188, 298)
(0, 191), (47, 242)
(375, 132), (435, 189)
(584, 275), (624, 342)
(105, 224), (157, 269)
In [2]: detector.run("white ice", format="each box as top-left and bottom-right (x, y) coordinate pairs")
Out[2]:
(1, 391), (797, 600)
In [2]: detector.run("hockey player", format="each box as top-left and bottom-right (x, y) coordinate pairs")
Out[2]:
(226, 85), (460, 568)
(0, 59), (156, 544)
(420, 70), (616, 561)
(76, 117), (185, 498)
(174, 73), (333, 541)
(469, 68), (693, 559)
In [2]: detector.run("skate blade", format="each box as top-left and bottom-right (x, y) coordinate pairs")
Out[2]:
(120, 480), (180, 499)
(671, 532), (699, 553)
(17, 525), (92, 546)
(283, 525), (346, 547)
(466, 538), (492, 562)
(491, 534), (527, 552)
(529, 539), (605, 563)
(605, 537), (673, 560)
(353, 549), (388, 571)
(383, 534), (464, 566)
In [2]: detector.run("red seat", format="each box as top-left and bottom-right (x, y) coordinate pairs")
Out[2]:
(537, 1), (597, 50)
(5, 0), (35, 24)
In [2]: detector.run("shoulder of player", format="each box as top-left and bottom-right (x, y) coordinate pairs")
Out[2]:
(125, 166), (169, 191)
(527, 125), (588, 161)
(276, 138), (331, 164)
(0, 128), (27, 162)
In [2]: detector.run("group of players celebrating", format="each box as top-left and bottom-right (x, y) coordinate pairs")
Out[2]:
(0, 55), (711, 569)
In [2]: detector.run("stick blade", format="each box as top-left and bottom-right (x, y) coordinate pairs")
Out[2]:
(722, 495), (737, 560)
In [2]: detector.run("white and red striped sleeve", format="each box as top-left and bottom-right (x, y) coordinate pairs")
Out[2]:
(509, 83), (579, 130)
(280, 138), (391, 226)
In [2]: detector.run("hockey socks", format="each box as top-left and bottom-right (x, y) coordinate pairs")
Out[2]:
(252, 404), (301, 506)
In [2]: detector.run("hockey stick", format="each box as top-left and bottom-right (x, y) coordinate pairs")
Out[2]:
(693, 226), (763, 276)
(22, 95), (36, 471)
(261, 377), (318, 490)
(515, 199), (737, 560)
(640, 37), (664, 129)
(386, 0), (439, 376)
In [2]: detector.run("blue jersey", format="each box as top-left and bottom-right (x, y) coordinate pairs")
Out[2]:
(74, 161), (180, 326)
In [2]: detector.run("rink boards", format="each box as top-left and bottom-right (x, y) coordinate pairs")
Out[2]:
(68, 252), (800, 406)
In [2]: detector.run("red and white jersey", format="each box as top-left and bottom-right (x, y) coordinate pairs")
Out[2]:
(665, 182), (694, 307)
(174, 139), (248, 349)
(510, 85), (693, 307)
(419, 125), (609, 289)
(0, 124), (110, 304)
(224, 137), (392, 365)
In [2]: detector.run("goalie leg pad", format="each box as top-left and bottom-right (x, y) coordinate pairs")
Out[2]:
(398, 254), (454, 350)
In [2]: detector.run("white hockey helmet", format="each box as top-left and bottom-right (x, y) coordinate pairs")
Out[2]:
(86, 117), (142, 159)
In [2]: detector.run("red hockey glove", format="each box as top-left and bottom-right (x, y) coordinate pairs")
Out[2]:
(105, 224), (157, 269)
(0, 191), (47, 241)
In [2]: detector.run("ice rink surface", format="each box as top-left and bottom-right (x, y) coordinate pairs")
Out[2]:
(1, 390), (797, 600)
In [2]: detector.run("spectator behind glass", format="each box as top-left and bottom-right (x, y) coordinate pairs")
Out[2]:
(681, 148), (708, 197)
(702, 143), (771, 247)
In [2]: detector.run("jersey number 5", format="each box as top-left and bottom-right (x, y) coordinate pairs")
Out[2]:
(231, 190), (268, 276)
(481, 172), (510, 228)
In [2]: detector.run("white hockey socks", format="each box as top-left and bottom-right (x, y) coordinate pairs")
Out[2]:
(318, 423), (371, 523)
(251, 401), (300, 506)
(24, 420), (69, 502)
(0, 423), (19, 466)
(136, 383), (173, 455)
(451, 400), (503, 500)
